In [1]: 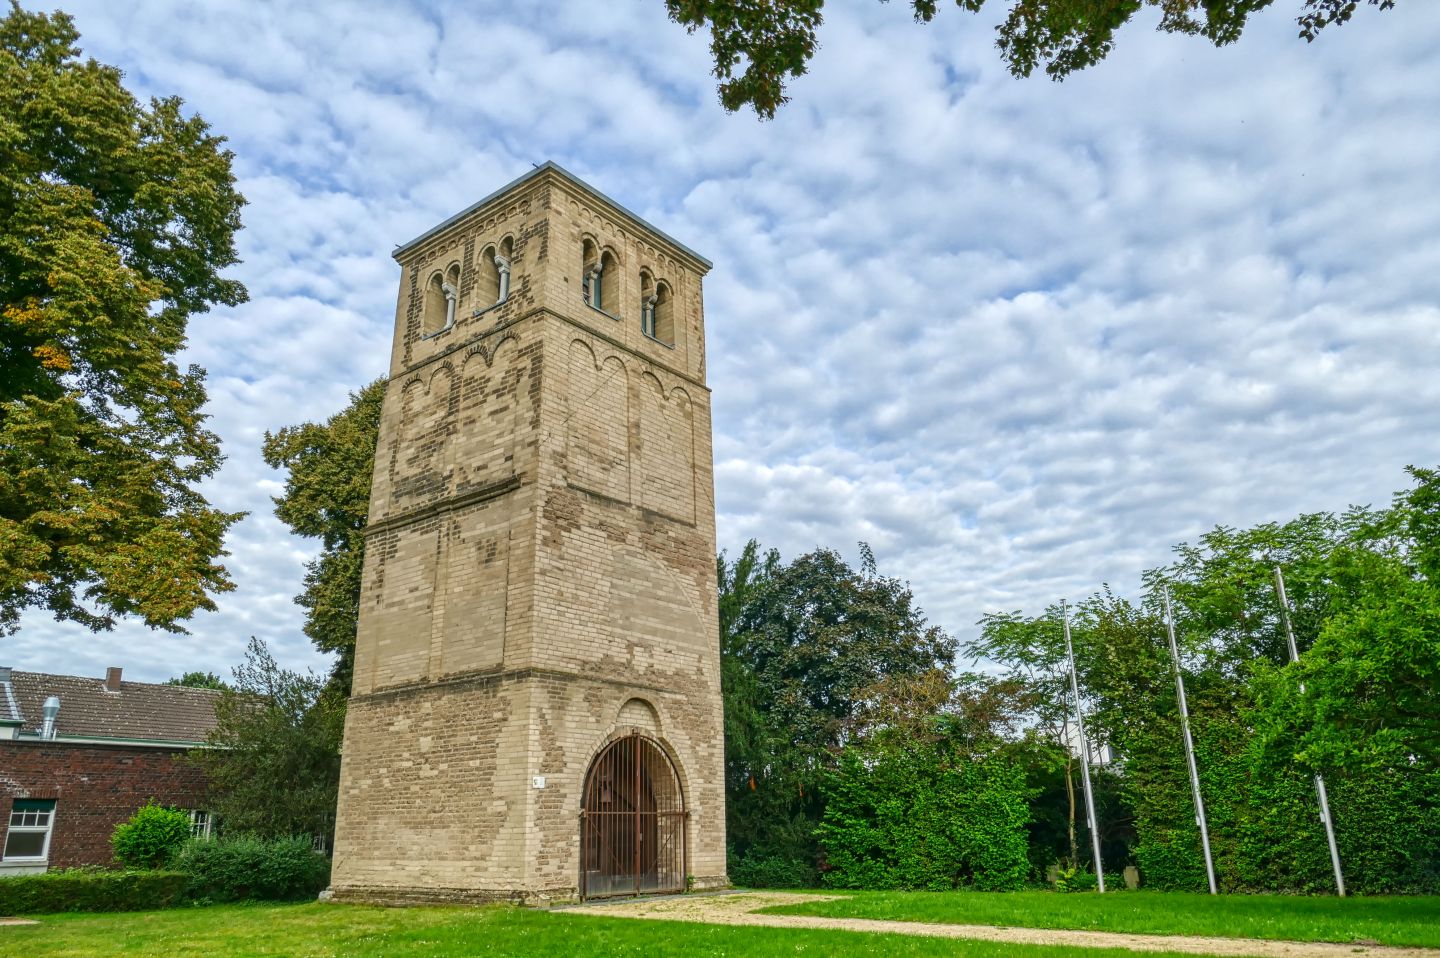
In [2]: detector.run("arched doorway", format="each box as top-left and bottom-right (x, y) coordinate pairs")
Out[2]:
(580, 732), (686, 898)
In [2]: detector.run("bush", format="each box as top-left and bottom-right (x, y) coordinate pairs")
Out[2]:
(1053, 865), (1097, 892)
(0, 868), (187, 914)
(111, 802), (193, 869)
(729, 853), (818, 889)
(173, 835), (330, 903)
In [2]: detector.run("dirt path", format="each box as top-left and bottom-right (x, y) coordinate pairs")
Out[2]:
(560, 891), (1440, 958)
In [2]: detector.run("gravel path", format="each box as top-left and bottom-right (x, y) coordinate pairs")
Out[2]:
(561, 891), (1440, 958)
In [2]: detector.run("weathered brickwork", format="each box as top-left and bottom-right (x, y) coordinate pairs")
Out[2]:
(331, 165), (726, 903)
(0, 742), (207, 869)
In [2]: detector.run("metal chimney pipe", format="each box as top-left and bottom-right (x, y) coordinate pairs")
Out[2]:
(41, 695), (60, 740)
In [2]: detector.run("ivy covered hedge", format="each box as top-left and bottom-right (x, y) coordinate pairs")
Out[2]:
(1125, 701), (1440, 894)
(972, 468), (1440, 896)
(0, 869), (188, 914)
(817, 731), (1030, 891)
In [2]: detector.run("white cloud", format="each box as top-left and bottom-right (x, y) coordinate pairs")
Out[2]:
(8, 0), (1440, 681)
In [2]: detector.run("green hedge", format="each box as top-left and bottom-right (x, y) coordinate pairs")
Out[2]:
(1119, 689), (1440, 895)
(0, 868), (188, 915)
(173, 835), (330, 903)
(817, 741), (1030, 891)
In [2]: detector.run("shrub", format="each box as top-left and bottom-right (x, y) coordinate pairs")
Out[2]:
(1053, 865), (1098, 892)
(729, 853), (818, 889)
(0, 868), (187, 914)
(173, 835), (330, 902)
(111, 802), (193, 869)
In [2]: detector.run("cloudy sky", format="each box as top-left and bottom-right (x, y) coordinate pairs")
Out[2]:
(9, 0), (1440, 683)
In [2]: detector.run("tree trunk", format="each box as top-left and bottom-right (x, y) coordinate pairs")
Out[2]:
(1065, 756), (1079, 866)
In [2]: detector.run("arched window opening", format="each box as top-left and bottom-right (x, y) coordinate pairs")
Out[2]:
(595, 250), (618, 312)
(639, 270), (657, 338)
(652, 281), (674, 346)
(442, 264), (460, 331)
(477, 245), (501, 306)
(496, 236), (513, 303)
(581, 238), (600, 309)
(422, 271), (452, 335)
(580, 733), (685, 898)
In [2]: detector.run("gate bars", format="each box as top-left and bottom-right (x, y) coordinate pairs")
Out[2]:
(580, 732), (686, 899)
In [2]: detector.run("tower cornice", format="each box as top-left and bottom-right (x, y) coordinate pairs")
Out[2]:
(392, 161), (712, 274)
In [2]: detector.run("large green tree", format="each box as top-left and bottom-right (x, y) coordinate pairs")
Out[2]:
(1267, 468), (1440, 771)
(0, 3), (245, 634)
(261, 378), (385, 688)
(971, 601), (1133, 876)
(666, 0), (1397, 118)
(191, 637), (344, 846)
(720, 540), (958, 884)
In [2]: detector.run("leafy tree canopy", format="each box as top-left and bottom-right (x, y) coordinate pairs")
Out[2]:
(261, 378), (385, 688)
(167, 669), (228, 690)
(665, 0), (1398, 118)
(0, 2), (246, 633)
(720, 539), (958, 880)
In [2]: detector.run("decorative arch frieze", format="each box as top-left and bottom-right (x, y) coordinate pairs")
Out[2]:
(565, 339), (630, 503)
(636, 372), (696, 523)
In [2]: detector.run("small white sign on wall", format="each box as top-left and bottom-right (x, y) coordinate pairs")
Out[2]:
(532, 776), (546, 789)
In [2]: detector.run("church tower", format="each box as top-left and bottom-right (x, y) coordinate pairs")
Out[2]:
(329, 164), (727, 902)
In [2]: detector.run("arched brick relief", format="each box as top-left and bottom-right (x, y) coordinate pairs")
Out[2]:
(384, 377), (424, 512)
(455, 334), (522, 492)
(427, 359), (456, 390)
(435, 505), (511, 678)
(565, 339), (630, 503)
(637, 373), (695, 523)
(466, 330), (518, 369)
(616, 697), (661, 734)
(391, 365), (456, 509)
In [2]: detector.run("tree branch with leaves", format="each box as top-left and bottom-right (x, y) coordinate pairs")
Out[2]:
(1, 2), (246, 634)
(667, 0), (1398, 119)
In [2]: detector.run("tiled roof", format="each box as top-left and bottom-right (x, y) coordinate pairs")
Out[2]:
(0, 673), (20, 725)
(4, 670), (219, 745)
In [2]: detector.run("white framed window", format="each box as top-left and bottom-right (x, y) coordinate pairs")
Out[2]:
(189, 809), (214, 840)
(4, 799), (56, 861)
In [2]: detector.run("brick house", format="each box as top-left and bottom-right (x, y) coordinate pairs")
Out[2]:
(0, 666), (219, 874)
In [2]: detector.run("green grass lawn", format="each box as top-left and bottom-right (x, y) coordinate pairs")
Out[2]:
(760, 889), (1440, 947)
(6, 892), (1440, 956)
(0, 899), (1188, 958)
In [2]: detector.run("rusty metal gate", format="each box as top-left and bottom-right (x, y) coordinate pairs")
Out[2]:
(580, 733), (686, 898)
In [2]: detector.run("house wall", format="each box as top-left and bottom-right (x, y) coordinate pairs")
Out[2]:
(0, 741), (206, 872)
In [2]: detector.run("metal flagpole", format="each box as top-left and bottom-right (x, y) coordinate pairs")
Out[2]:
(1162, 588), (1218, 895)
(1273, 566), (1347, 897)
(1062, 601), (1106, 893)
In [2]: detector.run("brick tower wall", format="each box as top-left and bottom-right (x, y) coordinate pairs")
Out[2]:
(329, 167), (726, 903)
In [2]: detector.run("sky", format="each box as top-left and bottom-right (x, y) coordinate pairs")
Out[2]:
(8, 0), (1440, 684)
